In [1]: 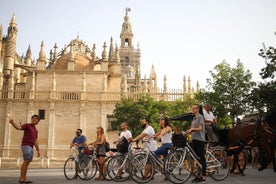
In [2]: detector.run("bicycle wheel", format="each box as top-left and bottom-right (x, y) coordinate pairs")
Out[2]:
(64, 157), (77, 180)
(207, 149), (230, 181)
(164, 149), (193, 184)
(129, 153), (155, 184)
(107, 155), (130, 182)
(103, 156), (113, 181)
(78, 157), (98, 180)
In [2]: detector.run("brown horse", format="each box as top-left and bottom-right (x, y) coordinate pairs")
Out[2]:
(226, 117), (276, 173)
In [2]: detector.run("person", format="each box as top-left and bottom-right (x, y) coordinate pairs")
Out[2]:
(88, 126), (106, 180)
(172, 125), (186, 148)
(119, 121), (132, 141)
(251, 146), (259, 169)
(203, 103), (217, 142)
(9, 115), (40, 184)
(153, 117), (173, 159)
(116, 122), (132, 153)
(115, 122), (133, 179)
(70, 128), (87, 153)
(132, 117), (157, 180)
(186, 104), (206, 183)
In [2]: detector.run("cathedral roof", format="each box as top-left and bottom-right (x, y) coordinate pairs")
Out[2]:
(52, 36), (94, 70)
(53, 53), (93, 70)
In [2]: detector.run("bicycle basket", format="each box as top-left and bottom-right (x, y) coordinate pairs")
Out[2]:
(82, 147), (93, 155)
(172, 133), (187, 148)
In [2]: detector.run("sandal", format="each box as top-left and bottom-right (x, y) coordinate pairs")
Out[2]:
(19, 181), (33, 184)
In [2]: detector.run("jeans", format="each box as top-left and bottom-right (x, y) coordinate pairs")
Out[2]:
(154, 143), (173, 159)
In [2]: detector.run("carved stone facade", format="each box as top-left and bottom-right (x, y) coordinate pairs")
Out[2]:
(0, 11), (199, 163)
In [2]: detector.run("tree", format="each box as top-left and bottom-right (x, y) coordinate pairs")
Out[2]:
(108, 94), (199, 136)
(250, 41), (276, 117)
(200, 60), (256, 126)
(108, 95), (170, 137)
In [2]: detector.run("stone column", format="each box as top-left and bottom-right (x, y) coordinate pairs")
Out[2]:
(47, 102), (55, 158)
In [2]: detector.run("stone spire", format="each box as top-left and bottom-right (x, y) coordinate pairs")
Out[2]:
(39, 41), (46, 59)
(163, 75), (167, 93)
(183, 75), (187, 93)
(3, 14), (18, 76)
(188, 76), (191, 94)
(26, 45), (32, 66)
(150, 65), (157, 88)
(53, 43), (58, 62)
(91, 44), (97, 62)
(68, 42), (76, 70)
(120, 8), (133, 48)
(37, 41), (47, 70)
(108, 37), (114, 62)
(196, 80), (200, 93)
(102, 42), (108, 62)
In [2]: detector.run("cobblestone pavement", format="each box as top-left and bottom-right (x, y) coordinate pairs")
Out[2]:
(0, 167), (275, 184)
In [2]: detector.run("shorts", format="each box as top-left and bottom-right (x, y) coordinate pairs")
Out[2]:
(21, 145), (34, 161)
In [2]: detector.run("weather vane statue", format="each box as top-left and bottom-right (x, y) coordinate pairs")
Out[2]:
(126, 7), (131, 14)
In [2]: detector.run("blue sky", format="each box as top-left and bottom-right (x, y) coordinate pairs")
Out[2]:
(1, 0), (275, 89)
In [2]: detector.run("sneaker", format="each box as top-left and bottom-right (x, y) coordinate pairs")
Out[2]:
(191, 177), (200, 183)
(197, 177), (206, 183)
(192, 177), (206, 183)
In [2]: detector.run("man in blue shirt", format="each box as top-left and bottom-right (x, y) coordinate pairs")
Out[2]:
(70, 129), (87, 155)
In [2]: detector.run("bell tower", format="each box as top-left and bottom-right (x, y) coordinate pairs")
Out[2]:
(120, 8), (133, 48)
(119, 8), (141, 88)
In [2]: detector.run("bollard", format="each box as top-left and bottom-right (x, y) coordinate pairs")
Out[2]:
(17, 157), (20, 167)
(47, 157), (50, 168)
(41, 157), (44, 168)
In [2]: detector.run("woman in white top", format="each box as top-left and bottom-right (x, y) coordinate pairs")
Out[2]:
(154, 117), (172, 158)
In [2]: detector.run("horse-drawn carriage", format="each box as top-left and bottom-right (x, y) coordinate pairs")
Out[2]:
(169, 112), (276, 175)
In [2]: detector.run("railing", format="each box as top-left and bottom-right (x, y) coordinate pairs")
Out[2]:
(0, 87), (191, 102)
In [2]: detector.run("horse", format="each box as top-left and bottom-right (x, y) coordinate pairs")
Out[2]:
(212, 116), (276, 175)
(215, 116), (276, 174)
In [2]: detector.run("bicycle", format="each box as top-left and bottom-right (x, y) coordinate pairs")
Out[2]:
(63, 146), (98, 181)
(128, 139), (169, 184)
(164, 138), (230, 184)
(106, 142), (135, 182)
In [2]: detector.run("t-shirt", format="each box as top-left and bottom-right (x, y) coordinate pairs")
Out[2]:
(72, 135), (87, 153)
(72, 135), (87, 145)
(191, 114), (205, 142)
(142, 126), (157, 151)
(120, 130), (132, 140)
(21, 124), (38, 147)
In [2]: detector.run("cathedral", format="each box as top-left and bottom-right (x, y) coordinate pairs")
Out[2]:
(0, 10), (199, 165)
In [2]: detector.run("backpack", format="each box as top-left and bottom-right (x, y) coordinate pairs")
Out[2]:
(104, 141), (110, 152)
(116, 136), (129, 153)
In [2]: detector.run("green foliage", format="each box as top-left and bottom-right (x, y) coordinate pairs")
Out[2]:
(109, 95), (170, 137)
(108, 94), (199, 136)
(250, 42), (276, 113)
(199, 60), (255, 124)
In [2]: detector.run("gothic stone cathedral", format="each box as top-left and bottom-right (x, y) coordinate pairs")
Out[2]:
(0, 11), (199, 164)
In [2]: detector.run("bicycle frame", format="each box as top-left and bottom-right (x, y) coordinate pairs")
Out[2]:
(175, 143), (223, 172)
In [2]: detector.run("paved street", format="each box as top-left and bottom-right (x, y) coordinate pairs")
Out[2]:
(0, 167), (275, 184)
